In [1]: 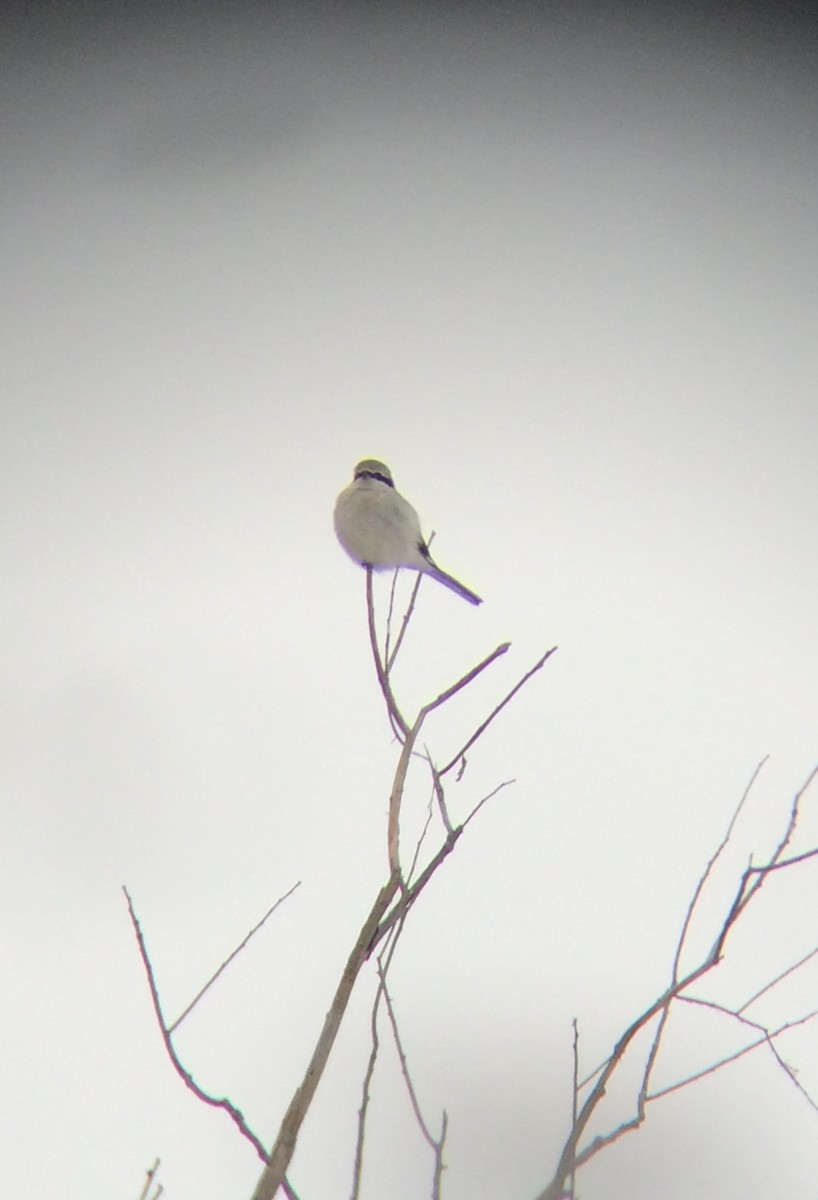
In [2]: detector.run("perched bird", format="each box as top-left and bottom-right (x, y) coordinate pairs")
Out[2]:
(334, 459), (482, 606)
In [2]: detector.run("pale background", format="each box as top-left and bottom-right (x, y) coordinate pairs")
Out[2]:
(2, 3), (817, 1198)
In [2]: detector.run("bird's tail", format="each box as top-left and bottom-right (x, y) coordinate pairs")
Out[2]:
(425, 563), (483, 606)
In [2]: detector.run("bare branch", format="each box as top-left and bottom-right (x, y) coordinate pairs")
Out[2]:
(713, 847), (818, 962)
(728, 761), (818, 924)
(537, 761), (818, 1200)
(386, 640), (522, 873)
(123, 887), (270, 1163)
(378, 964), (438, 1148)
(422, 747), (454, 837)
(170, 883), (301, 1032)
(569, 1022), (579, 1200)
(406, 782), (440, 884)
(137, 1158), (161, 1200)
(388, 721), (423, 877)
(678, 757), (768, 973)
(385, 569), (422, 673)
(373, 778), (512, 955)
(623, 760), (772, 1115)
(373, 953), (449, 1198)
(255, 591), (541, 1195)
(352, 874), (420, 1199)
(251, 873), (401, 1200)
(546, 968), (710, 1192)
(370, 827), (464, 955)
(740, 943), (818, 1014)
(439, 646), (557, 776)
(425, 641), (512, 714)
(366, 567), (409, 739)
(432, 1111), (449, 1200)
(462, 779), (514, 828)
(350, 983), (382, 1200)
(764, 761), (818, 867)
(657, 995), (818, 1112)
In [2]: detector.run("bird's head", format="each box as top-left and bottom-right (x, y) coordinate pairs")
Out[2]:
(353, 459), (394, 486)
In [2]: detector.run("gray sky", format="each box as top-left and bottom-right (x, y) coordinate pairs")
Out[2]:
(2, 4), (818, 1198)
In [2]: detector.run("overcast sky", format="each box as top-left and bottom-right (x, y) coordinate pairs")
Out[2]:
(2, 3), (818, 1199)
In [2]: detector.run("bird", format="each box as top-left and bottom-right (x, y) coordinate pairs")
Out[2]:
(334, 459), (483, 606)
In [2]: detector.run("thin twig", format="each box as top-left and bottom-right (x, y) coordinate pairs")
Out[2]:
(384, 532), (435, 672)
(425, 641), (513, 712)
(422, 748), (454, 836)
(350, 983), (382, 1200)
(714, 848), (818, 962)
(462, 779), (514, 828)
(383, 569), (399, 667)
(376, 957), (449, 1198)
(439, 647), (557, 776)
(432, 1111), (449, 1200)
(386, 643), (517, 872)
(369, 827), (464, 955)
(732, 761), (818, 921)
(683, 757), (769, 968)
(740, 943), (818, 1014)
(351, 884), (419, 1199)
(388, 720), (423, 877)
(570, 1021), (579, 1200)
(123, 887), (270, 1162)
(656, 996), (818, 1112)
(385, 570), (422, 673)
(138, 1158), (160, 1200)
(366, 567), (409, 739)
(170, 882), (301, 1032)
(405, 786), (439, 886)
(372, 779), (512, 955)
(377, 964), (438, 1148)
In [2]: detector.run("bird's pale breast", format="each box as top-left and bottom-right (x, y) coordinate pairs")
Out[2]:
(334, 482), (424, 568)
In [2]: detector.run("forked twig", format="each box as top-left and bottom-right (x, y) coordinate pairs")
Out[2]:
(372, 779), (513, 957)
(634, 758), (771, 1116)
(536, 761), (818, 1200)
(384, 645), (545, 873)
(137, 1158), (162, 1200)
(123, 887), (270, 1163)
(439, 646), (557, 776)
(671, 994), (818, 1112)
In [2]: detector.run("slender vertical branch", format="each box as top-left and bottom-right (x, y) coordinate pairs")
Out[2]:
(250, 873), (400, 1200)
(366, 567), (409, 739)
(350, 985), (382, 1200)
(137, 1158), (161, 1200)
(569, 1022), (579, 1200)
(385, 571), (422, 673)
